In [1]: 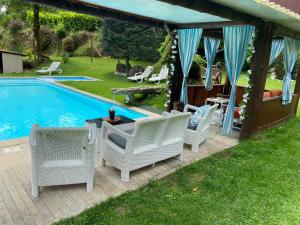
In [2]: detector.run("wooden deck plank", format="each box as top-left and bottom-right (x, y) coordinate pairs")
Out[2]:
(0, 194), (14, 225)
(0, 126), (239, 225)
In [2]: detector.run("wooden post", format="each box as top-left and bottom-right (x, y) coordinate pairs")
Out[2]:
(294, 70), (300, 95)
(168, 41), (183, 111)
(90, 35), (94, 63)
(240, 23), (275, 139)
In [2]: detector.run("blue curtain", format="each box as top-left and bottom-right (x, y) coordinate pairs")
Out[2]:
(282, 37), (300, 105)
(204, 37), (221, 90)
(178, 28), (203, 104)
(221, 25), (255, 135)
(269, 39), (283, 66)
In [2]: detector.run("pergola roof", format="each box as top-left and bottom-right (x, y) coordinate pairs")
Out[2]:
(211, 0), (300, 32)
(27, 0), (300, 38)
(78, 0), (229, 24)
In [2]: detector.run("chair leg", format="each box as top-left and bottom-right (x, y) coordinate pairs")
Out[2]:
(192, 143), (199, 153)
(121, 170), (130, 182)
(32, 184), (39, 198)
(177, 153), (183, 161)
(101, 158), (106, 167)
(87, 178), (94, 192)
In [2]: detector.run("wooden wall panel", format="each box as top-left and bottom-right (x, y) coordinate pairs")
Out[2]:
(255, 94), (299, 131)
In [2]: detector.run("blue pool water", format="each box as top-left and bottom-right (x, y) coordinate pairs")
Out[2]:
(0, 78), (146, 140)
(41, 76), (95, 81)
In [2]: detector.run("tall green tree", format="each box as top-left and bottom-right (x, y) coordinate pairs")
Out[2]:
(102, 19), (166, 70)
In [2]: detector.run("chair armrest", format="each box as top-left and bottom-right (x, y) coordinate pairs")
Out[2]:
(41, 67), (48, 70)
(88, 124), (97, 145)
(184, 104), (199, 113)
(102, 121), (133, 140)
(29, 124), (39, 147)
(134, 72), (142, 76)
(170, 110), (181, 115)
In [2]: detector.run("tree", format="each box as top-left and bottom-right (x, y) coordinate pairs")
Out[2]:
(102, 19), (166, 71)
(33, 4), (42, 63)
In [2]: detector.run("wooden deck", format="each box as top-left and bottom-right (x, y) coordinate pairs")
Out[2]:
(0, 126), (239, 225)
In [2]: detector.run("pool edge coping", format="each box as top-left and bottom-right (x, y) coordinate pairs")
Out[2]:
(0, 77), (161, 147)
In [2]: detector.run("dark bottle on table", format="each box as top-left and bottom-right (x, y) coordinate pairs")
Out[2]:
(109, 108), (115, 120)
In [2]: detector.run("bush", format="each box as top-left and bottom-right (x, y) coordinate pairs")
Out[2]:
(72, 31), (91, 48)
(40, 26), (57, 54)
(62, 36), (75, 53)
(62, 52), (69, 63)
(8, 19), (24, 34)
(27, 11), (101, 32)
(23, 58), (35, 69)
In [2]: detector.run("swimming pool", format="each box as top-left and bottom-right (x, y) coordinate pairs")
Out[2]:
(41, 76), (96, 81)
(0, 78), (146, 140)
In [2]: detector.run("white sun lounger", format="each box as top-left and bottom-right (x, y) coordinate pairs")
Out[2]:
(127, 66), (153, 83)
(36, 62), (62, 75)
(148, 65), (169, 84)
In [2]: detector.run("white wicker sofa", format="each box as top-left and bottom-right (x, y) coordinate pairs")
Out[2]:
(29, 124), (97, 197)
(101, 113), (191, 181)
(171, 104), (218, 153)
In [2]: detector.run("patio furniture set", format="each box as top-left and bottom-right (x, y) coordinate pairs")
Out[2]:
(29, 103), (218, 197)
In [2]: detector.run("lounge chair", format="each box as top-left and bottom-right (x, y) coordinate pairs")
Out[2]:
(29, 124), (97, 197)
(171, 104), (218, 153)
(148, 65), (169, 84)
(127, 66), (153, 83)
(36, 62), (62, 75)
(101, 112), (191, 181)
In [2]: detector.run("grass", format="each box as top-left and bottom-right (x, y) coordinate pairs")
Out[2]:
(4, 57), (161, 104)
(55, 117), (300, 225)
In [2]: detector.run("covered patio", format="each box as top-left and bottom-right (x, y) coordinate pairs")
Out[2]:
(1, 0), (300, 224)
(25, 0), (300, 138)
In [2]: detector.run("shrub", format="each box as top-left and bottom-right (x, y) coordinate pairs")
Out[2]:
(23, 58), (35, 69)
(72, 31), (91, 48)
(26, 11), (101, 32)
(62, 36), (75, 53)
(62, 52), (69, 63)
(7, 19), (24, 34)
(40, 26), (57, 54)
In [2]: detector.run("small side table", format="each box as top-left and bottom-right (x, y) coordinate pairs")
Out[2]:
(85, 116), (135, 161)
(205, 97), (230, 125)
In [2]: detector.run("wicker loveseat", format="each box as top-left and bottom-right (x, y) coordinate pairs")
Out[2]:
(101, 113), (191, 181)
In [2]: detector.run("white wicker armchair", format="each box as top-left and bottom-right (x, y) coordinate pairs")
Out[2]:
(29, 124), (97, 197)
(172, 104), (218, 153)
(101, 113), (191, 181)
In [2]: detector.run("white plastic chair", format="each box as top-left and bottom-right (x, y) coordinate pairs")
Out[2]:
(29, 124), (97, 197)
(148, 65), (169, 84)
(36, 62), (62, 75)
(127, 66), (153, 83)
(171, 104), (218, 153)
(101, 113), (191, 181)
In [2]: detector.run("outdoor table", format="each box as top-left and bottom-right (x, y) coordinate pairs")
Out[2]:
(85, 116), (135, 162)
(205, 97), (230, 125)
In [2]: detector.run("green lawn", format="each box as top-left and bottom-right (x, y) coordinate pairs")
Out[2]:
(4, 57), (160, 104)
(55, 117), (300, 225)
